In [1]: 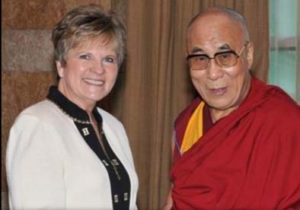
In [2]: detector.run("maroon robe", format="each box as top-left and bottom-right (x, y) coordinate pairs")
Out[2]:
(171, 78), (300, 209)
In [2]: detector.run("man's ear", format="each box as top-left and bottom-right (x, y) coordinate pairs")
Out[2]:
(56, 61), (64, 78)
(246, 42), (254, 69)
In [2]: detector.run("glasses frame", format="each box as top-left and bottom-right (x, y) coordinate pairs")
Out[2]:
(186, 42), (249, 70)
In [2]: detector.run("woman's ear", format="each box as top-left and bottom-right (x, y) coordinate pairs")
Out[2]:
(56, 61), (64, 78)
(246, 42), (254, 69)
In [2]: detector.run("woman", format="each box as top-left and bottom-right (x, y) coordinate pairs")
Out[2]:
(6, 5), (138, 210)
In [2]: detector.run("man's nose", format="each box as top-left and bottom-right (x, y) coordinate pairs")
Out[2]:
(207, 59), (224, 80)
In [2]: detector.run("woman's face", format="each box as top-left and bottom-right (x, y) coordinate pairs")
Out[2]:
(56, 38), (119, 111)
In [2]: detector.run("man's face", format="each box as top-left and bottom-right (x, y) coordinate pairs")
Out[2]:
(186, 12), (254, 120)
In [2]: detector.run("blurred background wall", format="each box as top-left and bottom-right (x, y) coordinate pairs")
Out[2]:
(1, 0), (269, 209)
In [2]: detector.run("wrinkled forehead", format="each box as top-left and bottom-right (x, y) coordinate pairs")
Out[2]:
(189, 12), (244, 36)
(187, 12), (245, 51)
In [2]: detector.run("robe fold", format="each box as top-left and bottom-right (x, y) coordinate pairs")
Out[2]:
(171, 78), (300, 210)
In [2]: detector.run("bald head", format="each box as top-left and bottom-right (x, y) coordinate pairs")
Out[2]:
(188, 7), (250, 42)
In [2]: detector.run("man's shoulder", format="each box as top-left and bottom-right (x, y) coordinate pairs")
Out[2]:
(262, 86), (299, 115)
(175, 97), (201, 125)
(248, 79), (299, 117)
(252, 86), (300, 131)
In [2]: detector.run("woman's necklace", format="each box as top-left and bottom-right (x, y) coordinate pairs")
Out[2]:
(48, 99), (91, 124)
(50, 99), (121, 180)
(96, 125), (122, 181)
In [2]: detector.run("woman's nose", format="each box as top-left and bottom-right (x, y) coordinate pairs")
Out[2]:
(92, 61), (105, 74)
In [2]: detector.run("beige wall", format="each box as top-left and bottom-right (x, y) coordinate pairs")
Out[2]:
(2, 1), (269, 209)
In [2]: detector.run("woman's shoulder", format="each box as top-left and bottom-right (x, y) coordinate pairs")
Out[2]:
(19, 100), (56, 116)
(96, 107), (123, 128)
(14, 100), (60, 126)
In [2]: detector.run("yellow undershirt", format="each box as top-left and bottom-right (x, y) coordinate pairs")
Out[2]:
(180, 101), (205, 154)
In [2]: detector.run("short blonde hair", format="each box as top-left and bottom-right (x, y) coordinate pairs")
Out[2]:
(52, 4), (126, 66)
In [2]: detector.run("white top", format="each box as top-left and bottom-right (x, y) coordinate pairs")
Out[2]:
(6, 99), (138, 209)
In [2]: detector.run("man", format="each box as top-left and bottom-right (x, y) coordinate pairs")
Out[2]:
(164, 7), (300, 210)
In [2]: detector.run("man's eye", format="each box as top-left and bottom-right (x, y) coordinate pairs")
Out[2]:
(219, 52), (233, 59)
(194, 55), (208, 61)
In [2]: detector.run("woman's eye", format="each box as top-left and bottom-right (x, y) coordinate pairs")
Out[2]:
(104, 57), (116, 64)
(79, 54), (91, 60)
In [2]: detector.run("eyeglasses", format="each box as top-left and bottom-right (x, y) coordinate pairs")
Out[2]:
(186, 43), (248, 71)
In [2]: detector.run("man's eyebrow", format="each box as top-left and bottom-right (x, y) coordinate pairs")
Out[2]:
(190, 47), (204, 54)
(190, 44), (232, 54)
(218, 44), (231, 50)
